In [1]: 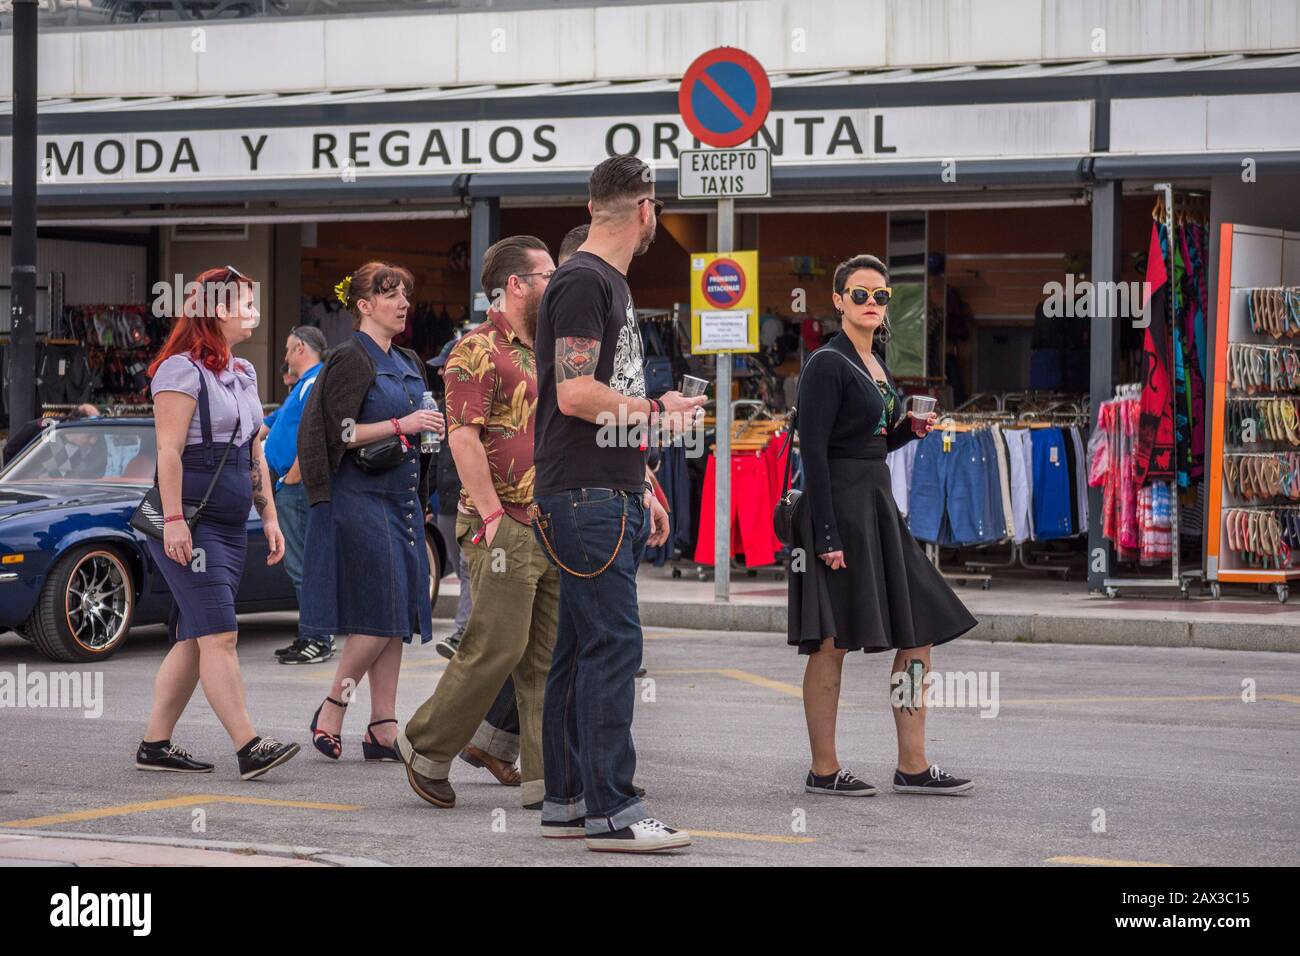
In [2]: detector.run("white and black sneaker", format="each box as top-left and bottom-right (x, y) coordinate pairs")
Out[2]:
(435, 634), (462, 660)
(805, 768), (877, 796)
(585, 818), (691, 853)
(279, 638), (334, 665)
(237, 736), (300, 781)
(135, 740), (213, 773)
(540, 817), (587, 839)
(892, 764), (973, 795)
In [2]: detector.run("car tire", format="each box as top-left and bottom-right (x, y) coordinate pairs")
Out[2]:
(26, 544), (135, 663)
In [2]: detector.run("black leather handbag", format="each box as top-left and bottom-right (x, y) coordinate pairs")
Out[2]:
(130, 430), (237, 542)
(772, 410), (801, 546)
(350, 433), (411, 472)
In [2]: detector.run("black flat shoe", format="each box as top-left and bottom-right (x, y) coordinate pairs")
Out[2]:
(362, 719), (401, 762)
(892, 764), (973, 795)
(238, 736), (300, 781)
(135, 740), (213, 773)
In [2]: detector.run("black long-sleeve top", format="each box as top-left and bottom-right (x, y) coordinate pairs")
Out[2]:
(796, 333), (919, 555)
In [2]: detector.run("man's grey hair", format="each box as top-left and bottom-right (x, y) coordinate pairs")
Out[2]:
(290, 325), (328, 357)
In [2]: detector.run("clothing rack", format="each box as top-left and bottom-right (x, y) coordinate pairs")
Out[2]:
(1103, 183), (1203, 599)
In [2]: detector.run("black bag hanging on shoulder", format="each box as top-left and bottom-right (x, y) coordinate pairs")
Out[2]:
(130, 359), (239, 542)
(772, 410), (801, 546)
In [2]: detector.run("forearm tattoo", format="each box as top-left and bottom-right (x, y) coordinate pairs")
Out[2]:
(556, 336), (601, 383)
(251, 448), (269, 515)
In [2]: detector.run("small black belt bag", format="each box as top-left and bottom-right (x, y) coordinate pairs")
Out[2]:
(351, 433), (411, 472)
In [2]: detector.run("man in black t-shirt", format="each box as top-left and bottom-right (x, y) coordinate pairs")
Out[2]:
(532, 156), (705, 854)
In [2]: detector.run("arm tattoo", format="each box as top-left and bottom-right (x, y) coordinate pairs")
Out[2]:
(250, 446), (269, 515)
(556, 336), (601, 383)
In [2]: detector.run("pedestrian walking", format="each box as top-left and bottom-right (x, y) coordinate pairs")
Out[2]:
(398, 236), (560, 809)
(530, 157), (704, 852)
(297, 262), (444, 762)
(430, 338), (473, 659)
(135, 265), (300, 781)
(790, 253), (977, 798)
(261, 325), (333, 665)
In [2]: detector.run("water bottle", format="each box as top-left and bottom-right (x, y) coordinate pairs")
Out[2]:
(420, 391), (441, 454)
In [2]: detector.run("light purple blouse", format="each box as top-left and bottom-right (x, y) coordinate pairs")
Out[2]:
(151, 354), (263, 447)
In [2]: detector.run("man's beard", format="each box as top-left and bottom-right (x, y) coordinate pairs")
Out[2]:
(634, 218), (657, 256)
(522, 287), (541, 340)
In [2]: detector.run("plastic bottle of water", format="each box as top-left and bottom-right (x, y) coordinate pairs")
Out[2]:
(420, 391), (441, 454)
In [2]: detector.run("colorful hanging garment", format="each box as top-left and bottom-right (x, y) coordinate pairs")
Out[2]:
(1136, 223), (1176, 484)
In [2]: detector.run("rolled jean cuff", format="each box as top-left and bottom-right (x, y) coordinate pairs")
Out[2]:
(470, 722), (520, 763)
(397, 730), (452, 781)
(585, 797), (647, 835)
(541, 795), (586, 823)
(520, 778), (544, 807)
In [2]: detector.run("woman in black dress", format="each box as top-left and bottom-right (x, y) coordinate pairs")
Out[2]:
(790, 254), (977, 798)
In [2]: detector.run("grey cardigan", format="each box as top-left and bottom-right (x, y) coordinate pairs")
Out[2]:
(297, 334), (433, 506)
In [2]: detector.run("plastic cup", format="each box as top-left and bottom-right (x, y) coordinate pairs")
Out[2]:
(680, 375), (709, 397)
(907, 395), (937, 434)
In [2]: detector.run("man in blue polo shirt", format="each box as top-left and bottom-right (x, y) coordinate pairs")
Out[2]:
(262, 325), (330, 664)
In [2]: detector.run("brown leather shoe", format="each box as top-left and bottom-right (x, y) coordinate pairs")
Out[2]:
(460, 745), (521, 786)
(405, 761), (456, 808)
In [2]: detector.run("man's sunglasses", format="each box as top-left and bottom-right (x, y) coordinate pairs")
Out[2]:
(845, 286), (891, 306)
(206, 264), (249, 284)
(518, 270), (556, 282)
(638, 197), (665, 214)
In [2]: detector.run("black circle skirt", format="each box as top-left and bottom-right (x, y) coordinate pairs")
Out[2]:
(788, 448), (978, 655)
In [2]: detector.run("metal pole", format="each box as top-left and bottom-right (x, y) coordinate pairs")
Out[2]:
(1086, 180), (1121, 592)
(8, 1), (38, 432)
(1158, 181), (1181, 585)
(714, 197), (734, 602)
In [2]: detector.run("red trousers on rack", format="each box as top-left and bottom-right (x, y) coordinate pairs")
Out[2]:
(694, 452), (779, 568)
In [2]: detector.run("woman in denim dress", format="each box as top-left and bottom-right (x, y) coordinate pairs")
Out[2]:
(298, 262), (443, 762)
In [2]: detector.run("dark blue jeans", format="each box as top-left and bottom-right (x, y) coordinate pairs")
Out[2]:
(532, 488), (650, 834)
(275, 480), (333, 648)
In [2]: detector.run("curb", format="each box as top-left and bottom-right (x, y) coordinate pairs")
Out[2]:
(0, 828), (389, 867)
(436, 592), (1300, 653)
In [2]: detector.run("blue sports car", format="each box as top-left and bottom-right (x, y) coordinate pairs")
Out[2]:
(0, 417), (446, 662)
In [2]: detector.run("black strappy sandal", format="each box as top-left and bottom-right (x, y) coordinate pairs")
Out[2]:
(310, 696), (347, 760)
(362, 719), (401, 762)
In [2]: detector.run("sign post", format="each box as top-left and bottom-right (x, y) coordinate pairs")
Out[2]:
(677, 47), (771, 602)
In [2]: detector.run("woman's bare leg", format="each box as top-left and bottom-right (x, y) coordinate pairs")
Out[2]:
(803, 637), (848, 776)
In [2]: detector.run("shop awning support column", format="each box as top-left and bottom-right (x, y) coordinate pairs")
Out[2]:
(7, 0), (38, 432)
(469, 197), (500, 323)
(1087, 180), (1121, 592)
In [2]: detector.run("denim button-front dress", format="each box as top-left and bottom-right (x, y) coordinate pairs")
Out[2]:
(300, 331), (433, 642)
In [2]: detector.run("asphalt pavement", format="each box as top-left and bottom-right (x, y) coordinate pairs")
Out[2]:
(2, 613), (1298, 866)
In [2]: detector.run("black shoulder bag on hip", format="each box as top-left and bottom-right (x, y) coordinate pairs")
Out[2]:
(772, 409), (800, 546)
(130, 361), (240, 542)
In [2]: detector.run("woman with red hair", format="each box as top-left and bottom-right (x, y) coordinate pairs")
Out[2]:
(135, 266), (300, 781)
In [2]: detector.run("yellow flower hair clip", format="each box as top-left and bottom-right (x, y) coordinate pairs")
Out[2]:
(333, 275), (353, 306)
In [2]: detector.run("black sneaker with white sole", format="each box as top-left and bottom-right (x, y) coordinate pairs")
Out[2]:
(805, 768), (877, 796)
(135, 740), (213, 773)
(237, 736), (300, 780)
(279, 638), (334, 665)
(892, 764), (973, 795)
(585, 818), (691, 853)
(274, 638), (304, 659)
(435, 634), (461, 660)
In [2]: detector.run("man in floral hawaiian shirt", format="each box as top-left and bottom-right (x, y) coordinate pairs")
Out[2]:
(399, 236), (560, 811)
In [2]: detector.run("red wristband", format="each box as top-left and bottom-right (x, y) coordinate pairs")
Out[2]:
(471, 509), (505, 544)
(391, 417), (402, 436)
(163, 515), (185, 524)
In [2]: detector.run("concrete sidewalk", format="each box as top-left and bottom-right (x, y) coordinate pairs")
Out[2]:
(435, 566), (1300, 652)
(0, 829), (385, 867)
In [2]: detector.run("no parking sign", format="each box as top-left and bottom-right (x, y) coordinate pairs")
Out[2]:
(690, 251), (759, 354)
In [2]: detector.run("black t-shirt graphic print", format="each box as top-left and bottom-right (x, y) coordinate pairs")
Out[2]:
(534, 251), (648, 495)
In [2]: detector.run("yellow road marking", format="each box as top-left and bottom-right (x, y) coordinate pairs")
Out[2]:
(687, 829), (815, 844)
(655, 668), (803, 697)
(2, 794), (362, 829)
(1046, 856), (1178, 867)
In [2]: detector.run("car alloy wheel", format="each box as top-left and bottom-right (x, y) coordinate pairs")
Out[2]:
(64, 549), (133, 652)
